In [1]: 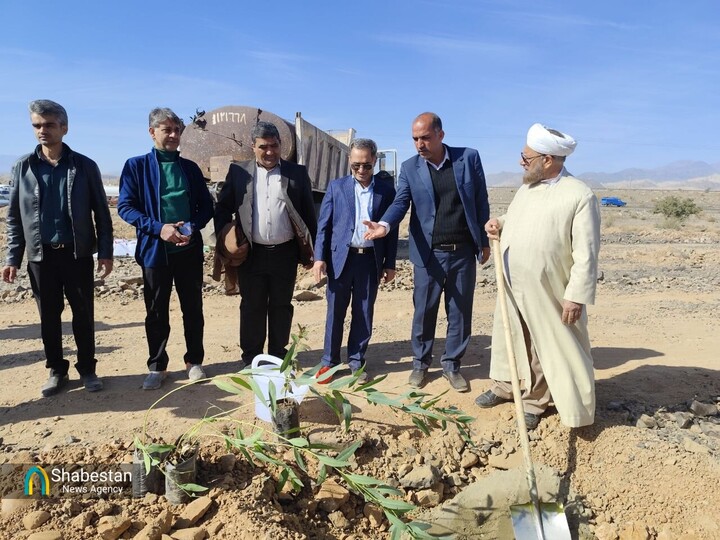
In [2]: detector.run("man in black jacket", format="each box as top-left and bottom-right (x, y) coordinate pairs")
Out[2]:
(2, 100), (113, 397)
(214, 121), (316, 366)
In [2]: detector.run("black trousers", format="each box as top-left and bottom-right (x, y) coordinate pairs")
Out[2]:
(237, 241), (298, 363)
(141, 246), (205, 371)
(27, 246), (96, 377)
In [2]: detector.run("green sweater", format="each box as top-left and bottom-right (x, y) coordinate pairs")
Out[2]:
(157, 149), (192, 253)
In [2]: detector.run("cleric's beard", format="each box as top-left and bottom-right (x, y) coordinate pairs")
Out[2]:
(523, 164), (544, 185)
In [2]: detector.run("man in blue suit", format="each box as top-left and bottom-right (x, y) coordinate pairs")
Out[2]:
(365, 113), (490, 392)
(313, 138), (399, 383)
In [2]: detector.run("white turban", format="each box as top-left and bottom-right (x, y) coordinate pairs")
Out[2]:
(526, 123), (576, 157)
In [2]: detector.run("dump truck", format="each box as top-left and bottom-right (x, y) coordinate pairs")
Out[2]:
(179, 105), (396, 203)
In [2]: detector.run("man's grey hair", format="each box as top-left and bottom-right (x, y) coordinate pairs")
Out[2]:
(416, 112), (443, 132)
(251, 121), (281, 143)
(349, 138), (377, 157)
(148, 107), (185, 130)
(29, 100), (68, 126)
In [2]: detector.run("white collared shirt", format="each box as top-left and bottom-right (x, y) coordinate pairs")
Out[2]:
(378, 147), (451, 232)
(540, 167), (567, 186)
(351, 177), (374, 248)
(251, 163), (294, 245)
(424, 147), (450, 171)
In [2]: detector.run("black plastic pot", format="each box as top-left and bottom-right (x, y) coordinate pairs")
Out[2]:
(164, 447), (198, 504)
(272, 398), (300, 437)
(132, 448), (170, 498)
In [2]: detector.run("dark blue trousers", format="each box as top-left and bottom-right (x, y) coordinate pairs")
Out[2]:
(321, 251), (379, 371)
(411, 245), (476, 373)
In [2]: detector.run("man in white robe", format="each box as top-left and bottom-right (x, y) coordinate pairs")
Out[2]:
(475, 123), (601, 428)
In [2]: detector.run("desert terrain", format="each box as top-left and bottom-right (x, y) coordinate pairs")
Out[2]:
(1, 187), (719, 540)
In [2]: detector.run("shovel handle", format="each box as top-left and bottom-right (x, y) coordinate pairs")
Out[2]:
(491, 238), (546, 540)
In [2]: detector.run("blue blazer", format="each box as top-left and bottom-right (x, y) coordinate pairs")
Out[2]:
(314, 175), (399, 281)
(380, 146), (489, 268)
(118, 149), (214, 268)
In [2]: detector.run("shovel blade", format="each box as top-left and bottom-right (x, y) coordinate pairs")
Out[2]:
(510, 502), (571, 540)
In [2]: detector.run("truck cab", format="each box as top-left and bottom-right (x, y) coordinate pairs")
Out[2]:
(601, 197), (627, 207)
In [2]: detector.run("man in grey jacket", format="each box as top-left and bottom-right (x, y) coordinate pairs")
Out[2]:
(2, 100), (113, 397)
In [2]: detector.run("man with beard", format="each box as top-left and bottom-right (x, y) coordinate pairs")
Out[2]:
(475, 123), (601, 429)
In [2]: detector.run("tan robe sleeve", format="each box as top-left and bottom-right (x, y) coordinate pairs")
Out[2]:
(564, 192), (601, 305)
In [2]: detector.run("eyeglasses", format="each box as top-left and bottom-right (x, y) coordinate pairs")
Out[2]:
(350, 162), (374, 172)
(520, 152), (546, 165)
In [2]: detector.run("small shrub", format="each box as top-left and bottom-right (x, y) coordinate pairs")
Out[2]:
(653, 196), (700, 220)
(658, 216), (682, 230)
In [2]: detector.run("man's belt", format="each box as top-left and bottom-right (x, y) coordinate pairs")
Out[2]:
(254, 240), (294, 249)
(349, 246), (374, 255)
(44, 243), (69, 250)
(433, 243), (470, 252)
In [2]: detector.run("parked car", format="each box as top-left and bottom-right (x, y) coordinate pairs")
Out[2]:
(0, 185), (10, 207)
(601, 196), (627, 207)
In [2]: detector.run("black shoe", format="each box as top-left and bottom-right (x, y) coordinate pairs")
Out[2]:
(474, 389), (511, 408)
(408, 369), (427, 388)
(41, 373), (69, 397)
(81, 373), (103, 392)
(524, 412), (541, 430)
(443, 371), (469, 392)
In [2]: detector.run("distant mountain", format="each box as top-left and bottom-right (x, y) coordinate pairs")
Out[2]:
(487, 161), (720, 191)
(487, 171), (604, 189)
(600, 175), (720, 191)
(581, 160), (720, 183)
(486, 171), (523, 187)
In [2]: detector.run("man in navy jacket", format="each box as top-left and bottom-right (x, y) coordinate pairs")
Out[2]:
(364, 113), (490, 392)
(118, 108), (214, 390)
(312, 138), (399, 382)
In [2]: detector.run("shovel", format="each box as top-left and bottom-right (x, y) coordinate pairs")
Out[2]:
(491, 238), (571, 540)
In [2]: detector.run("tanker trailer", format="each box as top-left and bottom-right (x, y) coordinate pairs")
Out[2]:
(180, 105), (355, 204)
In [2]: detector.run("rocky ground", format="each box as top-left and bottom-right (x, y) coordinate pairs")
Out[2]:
(1, 188), (719, 540)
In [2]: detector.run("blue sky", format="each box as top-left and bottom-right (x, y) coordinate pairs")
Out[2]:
(1, 0), (718, 176)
